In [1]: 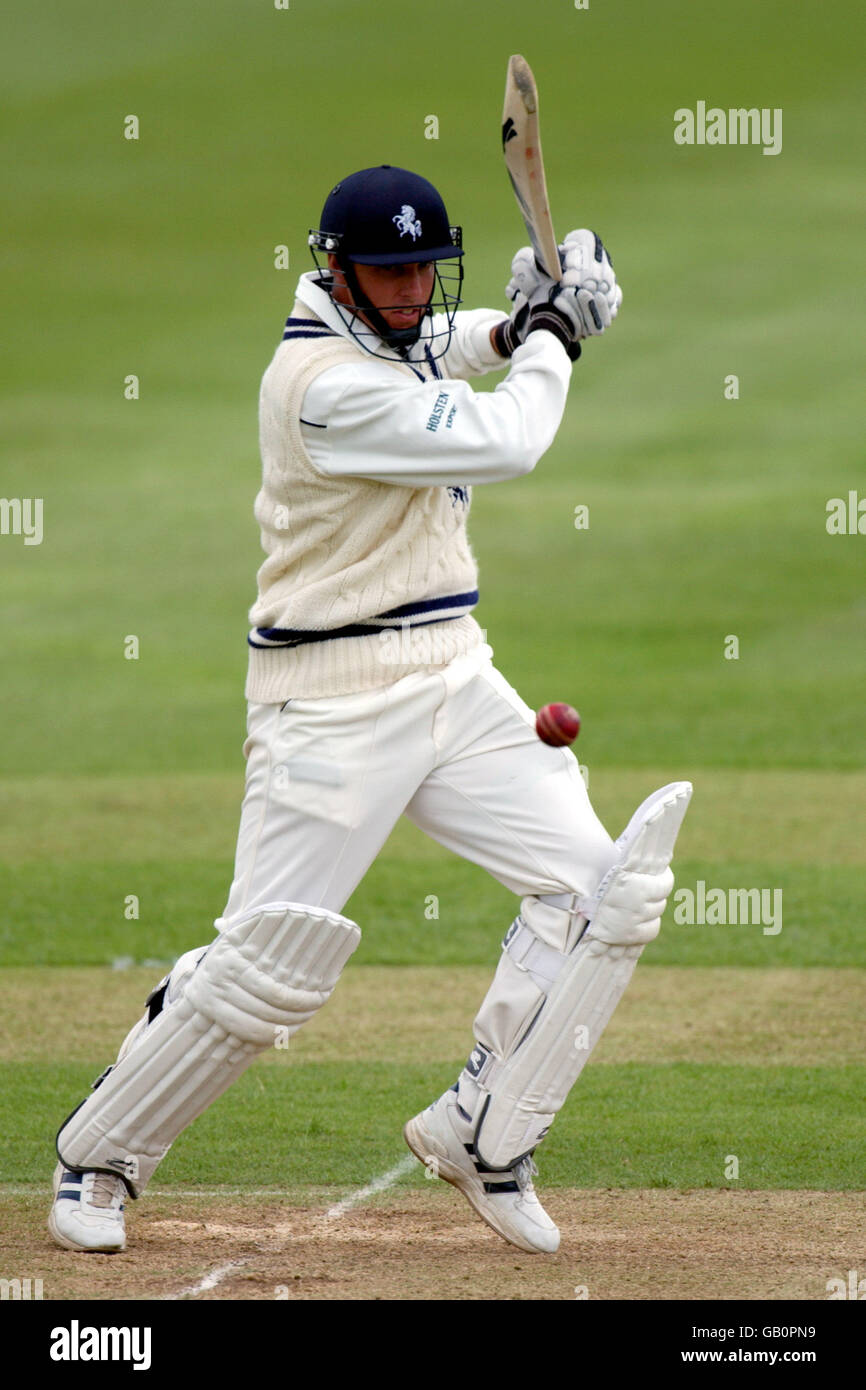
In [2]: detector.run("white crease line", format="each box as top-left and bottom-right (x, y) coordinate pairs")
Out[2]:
(157, 1157), (418, 1297)
(4, 1168), (419, 1206)
(324, 1153), (418, 1220)
(145, 1187), (302, 1198)
(163, 1260), (247, 1301)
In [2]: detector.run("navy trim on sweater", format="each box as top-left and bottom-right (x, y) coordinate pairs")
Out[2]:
(376, 590), (478, 619)
(282, 314), (336, 343)
(282, 329), (338, 341)
(248, 590), (479, 650)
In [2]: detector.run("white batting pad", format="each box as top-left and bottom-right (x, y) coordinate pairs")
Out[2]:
(463, 782), (692, 1169)
(56, 902), (360, 1195)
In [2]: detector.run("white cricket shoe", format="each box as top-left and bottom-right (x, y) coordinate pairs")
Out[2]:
(404, 1088), (560, 1254)
(48, 1163), (127, 1252)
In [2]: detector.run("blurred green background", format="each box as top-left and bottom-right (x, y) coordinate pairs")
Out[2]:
(2, 0), (864, 777)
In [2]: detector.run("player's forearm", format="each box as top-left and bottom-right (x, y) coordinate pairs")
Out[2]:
(433, 308), (512, 380)
(482, 332), (572, 474)
(301, 334), (571, 487)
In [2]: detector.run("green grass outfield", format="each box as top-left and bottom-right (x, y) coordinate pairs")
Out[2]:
(1, 0), (864, 1214)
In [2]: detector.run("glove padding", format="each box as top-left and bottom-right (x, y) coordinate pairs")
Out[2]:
(494, 230), (621, 358)
(554, 229), (621, 337)
(504, 245), (563, 307)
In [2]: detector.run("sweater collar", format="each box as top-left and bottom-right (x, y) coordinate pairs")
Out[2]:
(293, 271), (437, 368)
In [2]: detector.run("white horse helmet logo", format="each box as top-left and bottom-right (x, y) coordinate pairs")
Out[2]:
(392, 205), (422, 240)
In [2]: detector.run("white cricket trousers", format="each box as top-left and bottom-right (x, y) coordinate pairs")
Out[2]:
(216, 643), (617, 929)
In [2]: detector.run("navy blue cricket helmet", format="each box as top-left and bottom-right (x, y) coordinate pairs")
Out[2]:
(308, 164), (464, 357)
(313, 165), (462, 264)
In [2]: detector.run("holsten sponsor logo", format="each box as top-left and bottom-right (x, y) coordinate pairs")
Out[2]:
(673, 880), (782, 936)
(49, 1321), (152, 1371)
(674, 102), (782, 156)
(425, 391), (450, 432)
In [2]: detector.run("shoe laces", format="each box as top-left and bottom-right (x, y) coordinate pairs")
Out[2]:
(512, 1156), (539, 1192)
(84, 1172), (124, 1210)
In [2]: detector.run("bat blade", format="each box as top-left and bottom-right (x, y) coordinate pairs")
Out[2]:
(501, 54), (561, 280)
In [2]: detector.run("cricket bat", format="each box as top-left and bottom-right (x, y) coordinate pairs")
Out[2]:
(501, 54), (561, 280)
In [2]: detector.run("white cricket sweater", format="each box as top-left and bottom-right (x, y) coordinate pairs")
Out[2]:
(246, 273), (572, 702)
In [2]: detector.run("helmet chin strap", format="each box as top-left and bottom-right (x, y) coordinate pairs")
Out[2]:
(338, 258), (430, 355)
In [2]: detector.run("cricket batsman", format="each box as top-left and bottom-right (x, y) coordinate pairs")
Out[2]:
(49, 165), (691, 1256)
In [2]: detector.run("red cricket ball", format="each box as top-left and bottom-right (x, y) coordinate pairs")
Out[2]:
(535, 702), (581, 747)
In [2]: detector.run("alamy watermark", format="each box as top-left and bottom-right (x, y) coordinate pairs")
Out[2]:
(0, 497), (43, 545)
(50, 1321), (151, 1369)
(377, 620), (487, 666)
(673, 880), (782, 935)
(1, 1277), (43, 1300)
(674, 103), (782, 156)
(826, 1269), (865, 1299)
(826, 491), (865, 535)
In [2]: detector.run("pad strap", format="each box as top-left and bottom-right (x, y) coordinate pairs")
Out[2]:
(503, 916), (570, 989)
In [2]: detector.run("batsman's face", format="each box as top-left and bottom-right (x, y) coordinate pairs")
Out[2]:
(329, 254), (435, 331)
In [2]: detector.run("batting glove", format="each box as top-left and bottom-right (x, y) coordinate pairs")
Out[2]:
(496, 249), (582, 359)
(493, 298), (583, 360)
(506, 245), (557, 305)
(554, 229), (622, 338)
(494, 235), (620, 358)
(492, 246), (558, 356)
